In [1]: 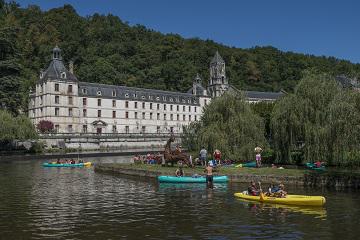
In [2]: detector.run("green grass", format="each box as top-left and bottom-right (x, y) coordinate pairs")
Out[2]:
(102, 163), (306, 177)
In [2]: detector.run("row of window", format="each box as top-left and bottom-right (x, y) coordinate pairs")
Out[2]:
(57, 125), (174, 134)
(82, 98), (198, 112)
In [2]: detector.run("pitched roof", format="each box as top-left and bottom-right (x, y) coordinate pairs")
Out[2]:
(210, 51), (225, 64)
(244, 90), (284, 100)
(40, 59), (78, 82)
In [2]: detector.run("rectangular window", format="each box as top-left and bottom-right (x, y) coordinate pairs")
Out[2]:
(142, 102), (145, 109)
(150, 103), (153, 109)
(195, 115), (197, 121)
(55, 83), (59, 92)
(125, 111), (129, 119)
(125, 101), (129, 108)
(157, 104), (160, 110)
(112, 111), (116, 118)
(40, 108), (43, 115)
(69, 108), (73, 117)
(55, 108), (59, 116)
(125, 126), (129, 134)
(55, 96), (59, 104)
(177, 105), (179, 111)
(183, 115), (186, 121)
(135, 112), (138, 119)
(177, 114), (179, 121)
(98, 110), (101, 117)
(83, 125), (87, 133)
(195, 107), (197, 112)
(205, 99), (207, 105)
(68, 125), (73, 132)
(170, 114), (173, 121)
(157, 126), (160, 134)
(134, 102), (138, 109)
(157, 113), (160, 120)
(68, 85), (73, 93)
(83, 98), (87, 106)
(142, 112), (145, 119)
(112, 125), (117, 133)
(40, 96), (43, 105)
(183, 106), (185, 112)
(112, 100), (116, 107)
(112, 90), (116, 97)
(68, 96), (73, 105)
(163, 114), (166, 120)
(83, 109), (87, 117)
(164, 104), (166, 110)
(150, 112), (153, 120)
(98, 99), (101, 106)
(188, 106), (191, 112)
(189, 115), (191, 121)
(141, 126), (146, 134)
(170, 127), (174, 133)
(55, 125), (59, 133)
(170, 105), (173, 111)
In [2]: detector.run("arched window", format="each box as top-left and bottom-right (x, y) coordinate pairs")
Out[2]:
(97, 90), (102, 96)
(61, 72), (66, 79)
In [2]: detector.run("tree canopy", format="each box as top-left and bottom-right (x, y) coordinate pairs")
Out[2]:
(182, 93), (268, 161)
(271, 71), (360, 166)
(1, 1), (360, 112)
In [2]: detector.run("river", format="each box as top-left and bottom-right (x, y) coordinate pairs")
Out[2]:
(0, 156), (359, 239)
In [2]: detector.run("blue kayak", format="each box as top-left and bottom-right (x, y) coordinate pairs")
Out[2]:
(158, 175), (229, 183)
(43, 162), (92, 167)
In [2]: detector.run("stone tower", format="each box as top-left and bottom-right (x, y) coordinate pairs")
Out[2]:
(208, 51), (228, 98)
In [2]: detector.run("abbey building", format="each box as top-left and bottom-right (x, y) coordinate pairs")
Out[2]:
(28, 47), (283, 134)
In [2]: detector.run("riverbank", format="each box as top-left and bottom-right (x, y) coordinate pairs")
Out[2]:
(0, 148), (163, 161)
(95, 163), (305, 185)
(95, 163), (360, 189)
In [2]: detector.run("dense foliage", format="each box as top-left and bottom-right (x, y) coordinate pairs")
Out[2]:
(36, 120), (54, 133)
(0, 109), (37, 144)
(1, 1), (360, 113)
(182, 93), (268, 161)
(271, 71), (360, 166)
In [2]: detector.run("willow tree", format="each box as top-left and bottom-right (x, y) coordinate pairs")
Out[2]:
(182, 93), (267, 161)
(271, 71), (360, 166)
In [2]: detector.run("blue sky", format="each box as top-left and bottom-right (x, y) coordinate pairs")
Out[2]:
(14, 0), (360, 63)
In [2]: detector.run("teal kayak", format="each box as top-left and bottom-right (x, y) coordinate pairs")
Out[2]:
(43, 162), (92, 167)
(235, 161), (257, 168)
(158, 175), (228, 183)
(306, 163), (326, 171)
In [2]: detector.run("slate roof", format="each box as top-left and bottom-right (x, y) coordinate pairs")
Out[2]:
(336, 75), (359, 89)
(210, 51), (225, 64)
(79, 82), (200, 106)
(244, 90), (284, 100)
(187, 83), (208, 97)
(40, 59), (78, 83)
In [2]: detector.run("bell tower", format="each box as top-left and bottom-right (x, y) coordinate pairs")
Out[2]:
(208, 51), (228, 98)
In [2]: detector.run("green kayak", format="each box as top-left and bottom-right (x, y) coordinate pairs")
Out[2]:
(158, 175), (229, 183)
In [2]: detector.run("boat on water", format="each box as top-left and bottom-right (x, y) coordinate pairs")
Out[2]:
(234, 192), (326, 206)
(158, 175), (229, 183)
(235, 161), (256, 168)
(43, 162), (92, 167)
(306, 162), (326, 171)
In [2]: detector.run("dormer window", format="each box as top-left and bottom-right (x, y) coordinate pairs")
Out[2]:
(61, 72), (66, 79)
(97, 90), (102, 96)
(82, 88), (87, 94)
(125, 93), (129, 98)
(112, 90), (116, 97)
(40, 72), (43, 78)
(141, 95), (145, 99)
(156, 97), (160, 101)
(169, 98), (173, 102)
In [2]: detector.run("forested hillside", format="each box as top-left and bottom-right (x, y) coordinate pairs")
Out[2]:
(1, 1), (360, 113)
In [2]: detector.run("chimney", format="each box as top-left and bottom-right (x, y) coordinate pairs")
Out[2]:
(69, 61), (74, 74)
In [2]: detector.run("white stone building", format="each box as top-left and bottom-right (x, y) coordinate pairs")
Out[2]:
(28, 47), (283, 134)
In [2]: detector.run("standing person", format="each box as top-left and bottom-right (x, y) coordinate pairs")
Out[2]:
(213, 149), (222, 165)
(189, 155), (193, 166)
(204, 161), (214, 189)
(255, 147), (262, 168)
(199, 147), (207, 166)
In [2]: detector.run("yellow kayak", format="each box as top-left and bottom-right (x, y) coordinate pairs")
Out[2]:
(234, 192), (326, 206)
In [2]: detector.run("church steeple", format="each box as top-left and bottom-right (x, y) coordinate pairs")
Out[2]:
(208, 51), (228, 98)
(52, 45), (62, 60)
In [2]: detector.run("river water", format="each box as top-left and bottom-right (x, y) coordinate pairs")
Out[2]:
(0, 157), (359, 239)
